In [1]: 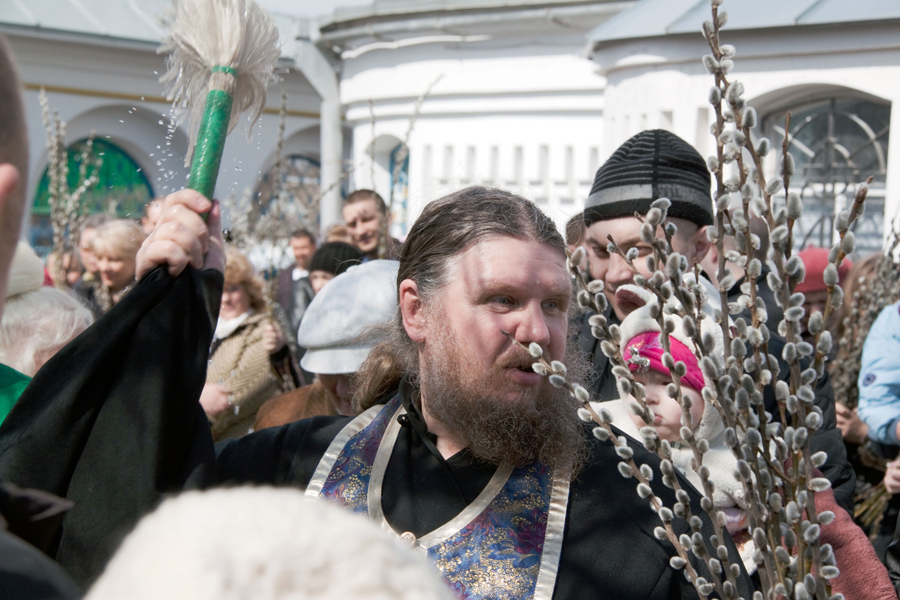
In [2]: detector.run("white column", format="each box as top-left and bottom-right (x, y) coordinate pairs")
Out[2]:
(320, 99), (343, 234)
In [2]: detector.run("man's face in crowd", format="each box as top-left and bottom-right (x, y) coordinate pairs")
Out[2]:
(584, 215), (707, 321)
(408, 236), (587, 468)
(290, 236), (315, 271)
(422, 236), (570, 405)
(342, 198), (381, 255)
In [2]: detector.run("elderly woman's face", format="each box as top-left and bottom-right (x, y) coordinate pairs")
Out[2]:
(97, 252), (136, 292)
(220, 282), (251, 320)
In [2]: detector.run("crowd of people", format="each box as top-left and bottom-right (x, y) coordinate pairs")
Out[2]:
(2, 29), (900, 600)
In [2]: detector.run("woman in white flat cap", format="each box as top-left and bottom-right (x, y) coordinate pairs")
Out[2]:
(254, 260), (399, 429)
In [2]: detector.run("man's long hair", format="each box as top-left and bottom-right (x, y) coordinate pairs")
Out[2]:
(352, 186), (566, 412)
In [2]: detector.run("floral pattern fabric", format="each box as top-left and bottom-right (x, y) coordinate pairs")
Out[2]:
(315, 396), (555, 599)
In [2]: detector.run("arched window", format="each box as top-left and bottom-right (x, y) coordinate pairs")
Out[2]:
(30, 138), (153, 253)
(762, 96), (890, 254)
(253, 154), (321, 230)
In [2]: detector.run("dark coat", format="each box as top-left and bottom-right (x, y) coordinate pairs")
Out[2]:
(575, 304), (856, 514)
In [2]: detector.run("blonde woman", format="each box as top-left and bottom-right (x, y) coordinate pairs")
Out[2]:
(76, 219), (146, 317)
(200, 247), (287, 441)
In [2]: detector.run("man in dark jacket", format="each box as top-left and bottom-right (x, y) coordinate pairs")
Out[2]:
(276, 228), (316, 339)
(576, 129), (855, 512)
(0, 186), (753, 599)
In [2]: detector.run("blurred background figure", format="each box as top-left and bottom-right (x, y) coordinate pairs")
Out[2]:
(84, 487), (454, 600)
(325, 223), (353, 244)
(307, 241), (363, 294)
(140, 199), (163, 235)
(255, 260), (398, 428)
(74, 213), (113, 287)
(796, 246), (852, 345)
(341, 189), (398, 261)
(276, 228), (316, 341)
(201, 247), (288, 441)
(75, 219), (146, 317)
(565, 213), (586, 268)
(699, 216), (782, 326)
(45, 250), (82, 288)
(0, 241), (93, 424)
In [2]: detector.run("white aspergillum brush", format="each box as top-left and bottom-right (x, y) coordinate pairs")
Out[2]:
(159, 0), (281, 200)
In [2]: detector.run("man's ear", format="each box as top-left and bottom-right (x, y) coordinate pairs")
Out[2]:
(399, 278), (426, 343)
(691, 225), (712, 265)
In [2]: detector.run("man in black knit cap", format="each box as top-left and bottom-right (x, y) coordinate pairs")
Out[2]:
(576, 129), (856, 512)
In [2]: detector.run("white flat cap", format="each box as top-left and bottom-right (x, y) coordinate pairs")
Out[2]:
(299, 260), (399, 375)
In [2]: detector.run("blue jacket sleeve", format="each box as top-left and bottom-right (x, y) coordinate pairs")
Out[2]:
(858, 302), (900, 444)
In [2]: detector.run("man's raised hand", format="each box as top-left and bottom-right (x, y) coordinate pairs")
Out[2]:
(135, 189), (225, 279)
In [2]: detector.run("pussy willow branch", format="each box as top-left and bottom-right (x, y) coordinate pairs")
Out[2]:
(502, 330), (711, 599)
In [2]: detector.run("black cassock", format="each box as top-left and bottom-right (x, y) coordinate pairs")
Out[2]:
(0, 267), (751, 599)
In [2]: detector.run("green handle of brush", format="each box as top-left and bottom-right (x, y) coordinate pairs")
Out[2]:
(188, 89), (234, 206)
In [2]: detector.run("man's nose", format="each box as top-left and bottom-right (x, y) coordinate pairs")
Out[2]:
(606, 252), (633, 285)
(514, 302), (551, 348)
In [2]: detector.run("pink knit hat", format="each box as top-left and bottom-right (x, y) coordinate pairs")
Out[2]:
(622, 331), (705, 392)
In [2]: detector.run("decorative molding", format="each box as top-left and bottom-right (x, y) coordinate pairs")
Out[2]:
(22, 83), (321, 118)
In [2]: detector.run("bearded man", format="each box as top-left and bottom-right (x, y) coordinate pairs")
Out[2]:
(0, 186), (751, 598)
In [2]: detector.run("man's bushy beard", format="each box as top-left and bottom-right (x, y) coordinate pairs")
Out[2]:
(420, 322), (590, 474)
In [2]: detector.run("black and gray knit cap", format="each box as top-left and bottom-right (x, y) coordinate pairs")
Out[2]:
(583, 130), (713, 227)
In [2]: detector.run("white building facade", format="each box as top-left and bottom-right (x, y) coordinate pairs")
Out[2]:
(587, 0), (900, 254)
(319, 0), (628, 236)
(1, 0), (339, 251)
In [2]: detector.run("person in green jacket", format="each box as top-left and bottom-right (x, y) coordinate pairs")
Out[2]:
(0, 241), (93, 424)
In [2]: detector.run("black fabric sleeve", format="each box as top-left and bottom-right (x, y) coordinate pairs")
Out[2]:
(214, 414), (349, 487)
(0, 266), (222, 587)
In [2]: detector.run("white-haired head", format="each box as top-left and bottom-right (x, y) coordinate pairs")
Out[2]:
(0, 242), (93, 376)
(86, 487), (454, 600)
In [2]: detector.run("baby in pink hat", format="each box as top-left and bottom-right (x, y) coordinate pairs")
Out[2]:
(598, 281), (756, 569)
